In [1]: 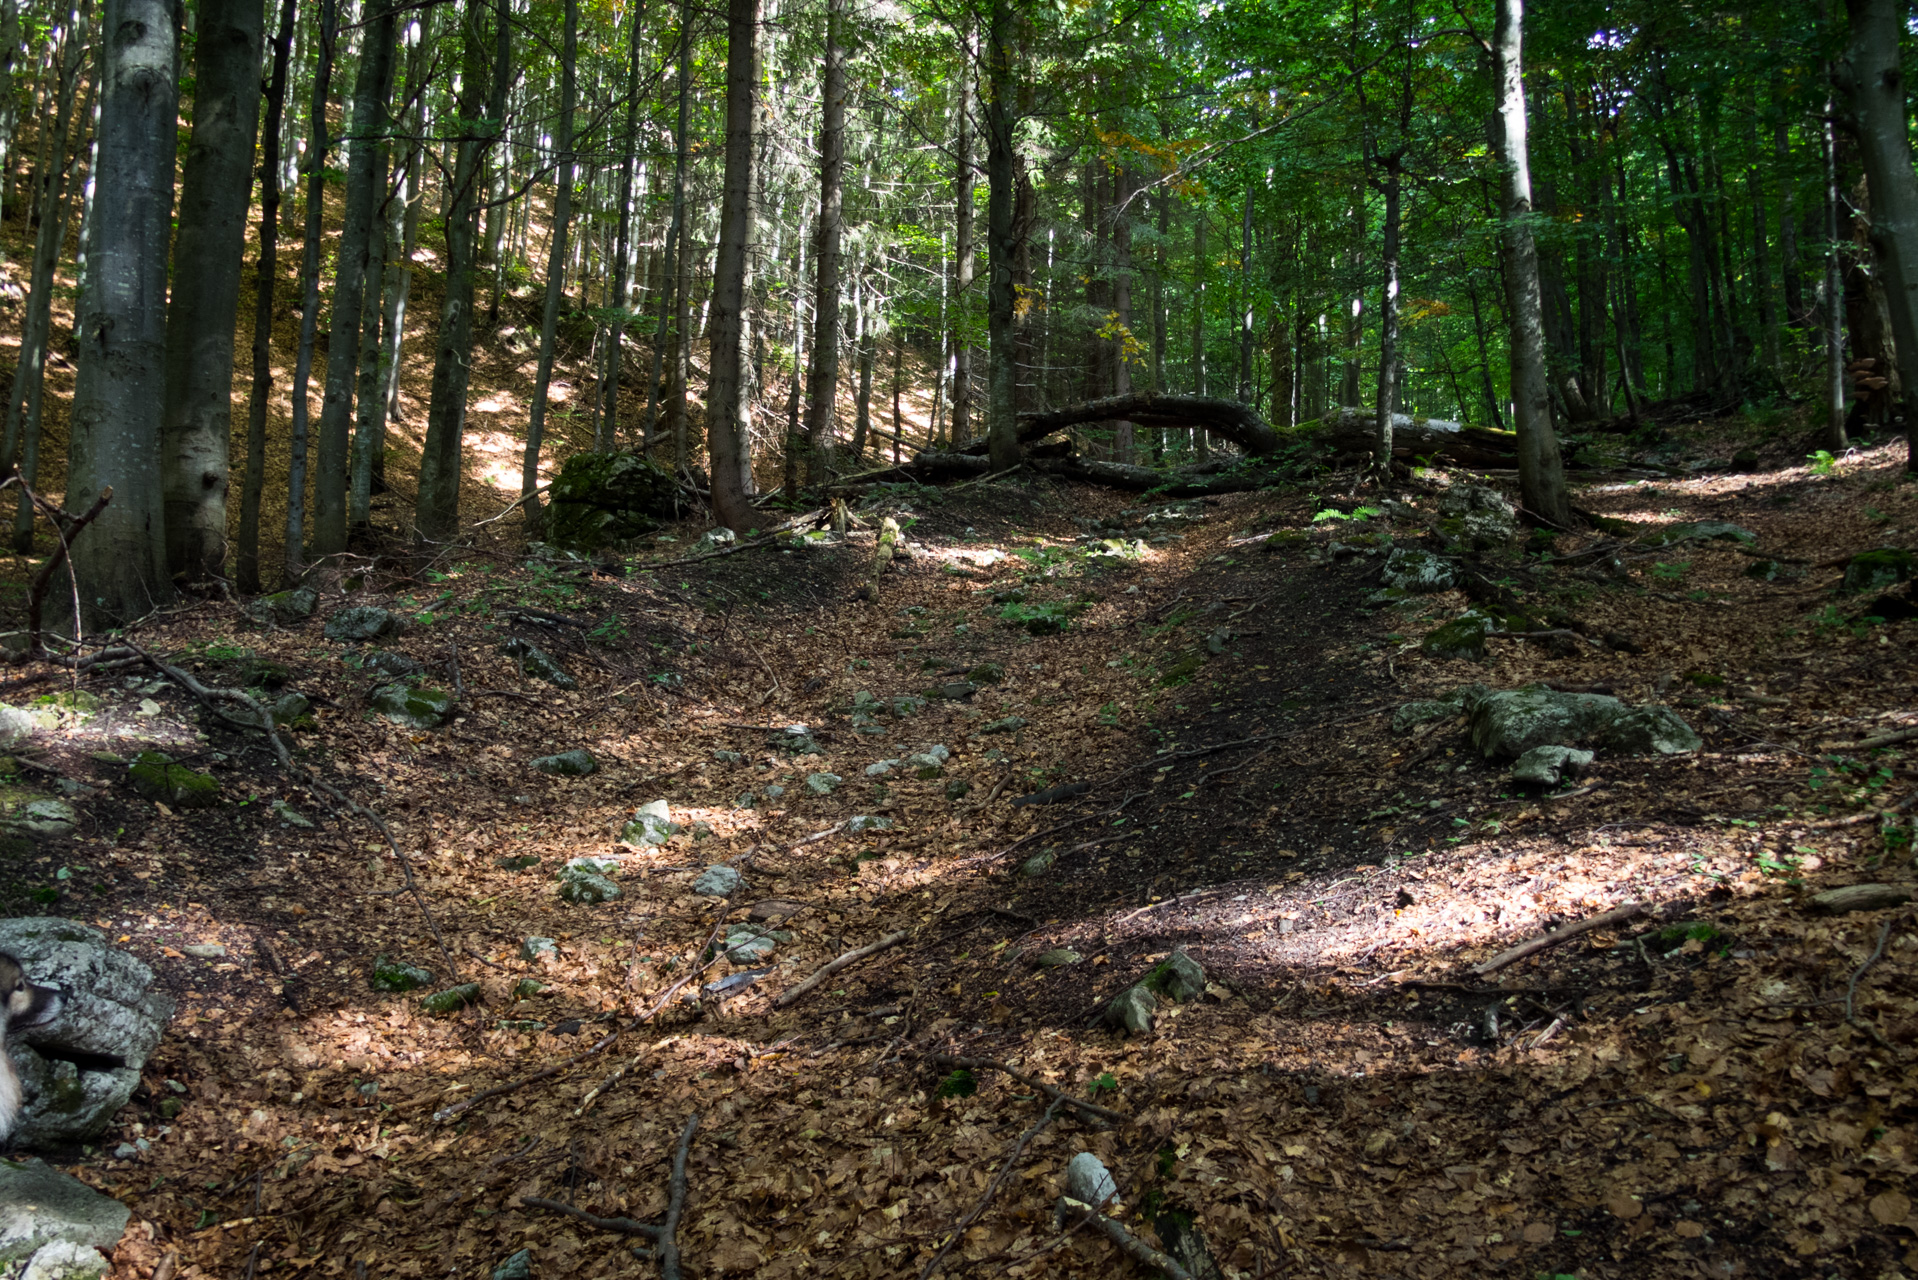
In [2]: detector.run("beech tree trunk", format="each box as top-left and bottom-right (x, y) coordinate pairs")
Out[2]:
(235, 0), (296, 593)
(416, 0), (510, 541)
(65, 0), (176, 627)
(707, 0), (762, 531)
(285, 0), (336, 577)
(983, 0), (1020, 473)
(638, 0), (687, 447)
(520, 0), (578, 539)
(313, 0), (396, 555)
(605, 0), (646, 450)
(1492, 0), (1572, 527)
(951, 26), (976, 450)
(801, 0), (847, 484)
(1838, 0), (1918, 470)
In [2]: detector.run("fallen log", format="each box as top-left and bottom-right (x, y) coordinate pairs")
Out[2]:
(1015, 393), (1280, 455)
(1319, 408), (1520, 466)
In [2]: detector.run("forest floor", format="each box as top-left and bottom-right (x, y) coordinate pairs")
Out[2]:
(3, 416), (1918, 1280)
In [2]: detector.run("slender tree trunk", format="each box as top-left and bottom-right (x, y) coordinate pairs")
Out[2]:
(1375, 162), (1401, 466)
(800, 0), (847, 484)
(0, 0), (20, 223)
(1109, 169), (1135, 462)
(1341, 188), (1364, 408)
(1493, 0), (1571, 526)
(312, 0), (395, 555)
(668, 184), (694, 471)
(285, 0), (337, 578)
(157, 0), (263, 583)
(981, 0), (1020, 471)
(951, 27), (976, 450)
(1238, 188), (1254, 404)
(783, 229), (807, 494)
(1821, 91), (1847, 449)
(520, 0), (578, 538)
(1839, 0), (1918, 468)
(6, 0), (90, 554)
(890, 334), (904, 464)
(65, 0), (176, 627)
(381, 8), (432, 429)
(416, 0), (510, 540)
(707, 0), (762, 530)
(606, 0), (648, 451)
(851, 275), (874, 459)
(639, 0), (689, 448)
(1190, 205), (1208, 457)
(1465, 279), (1504, 431)
(236, 0), (296, 593)
(1777, 114), (1804, 327)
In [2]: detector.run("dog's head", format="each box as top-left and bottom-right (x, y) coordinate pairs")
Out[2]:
(0, 952), (60, 1035)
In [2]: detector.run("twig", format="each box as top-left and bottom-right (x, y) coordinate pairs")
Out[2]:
(924, 1054), (1126, 1125)
(520, 1198), (661, 1239)
(773, 930), (910, 1009)
(967, 791), (1148, 867)
(948, 461), (1025, 490)
(446, 641), (465, 704)
(641, 1114), (699, 1280)
(1472, 902), (1646, 976)
(1197, 746), (1270, 788)
(1061, 1203), (1194, 1280)
(473, 482), (552, 528)
(1483, 628), (1602, 649)
(1845, 918), (1895, 1029)
(919, 1099), (1062, 1280)
(1826, 726), (1918, 751)
(1807, 789), (1918, 829)
(1114, 887), (1227, 926)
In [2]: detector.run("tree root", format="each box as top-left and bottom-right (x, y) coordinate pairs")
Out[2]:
(773, 929), (909, 1009)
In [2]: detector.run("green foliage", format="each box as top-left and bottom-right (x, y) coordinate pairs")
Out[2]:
(1807, 450), (1838, 475)
(935, 1069), (977, 1100)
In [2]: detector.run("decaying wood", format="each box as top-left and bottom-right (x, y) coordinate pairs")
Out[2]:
(773, 929), (909, 1008)
(1808, 884), (1914, 914)
(1320, 407), (1520, 466)
(1016, 393), (1280, 455)
(1472, 901), (1647, 976)
(1056, 1199), (1195, 1280)
(925, 1053), (1127, 1125)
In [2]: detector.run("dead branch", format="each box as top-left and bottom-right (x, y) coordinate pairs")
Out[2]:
(919, 1099), (1063, 1280)
(1056, 1200), (1194, 1280)
(520, 1198), (662, 1239)
(1845, 918), (1895, 1032)
(774, 930), (910, 1009)
(1472, 902), (1646, 976)
(0, 480), (112, 661)
(636, 1114), (699, 1280)
(1098, 705), (1389, 786)
(1826, 726), (1918, 752)
(969, 791), (1149, 867)
(924, 1054), (1126, 1125)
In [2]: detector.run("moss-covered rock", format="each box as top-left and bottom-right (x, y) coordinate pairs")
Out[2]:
(545, 450), (678, 550)
(267, 692), (313, 727)
(371, 955), (433, 992)
(1843, 547), (1914, 594)
(420, 983), (482, 1015)
(530, 749), (597, 776)
(1382, 546), (1458, 592)
(246, 587), (319, 626)
(370, 684), (455, 729)
(1640, 520), (1758, 547)
(127, 752), (220, 808)
(500, 637), (578, 690)
(1420, 609), (1498, 660)
(1598, 704), (1702, 755)
(324, 605), (401, 642)
(1468, 689), (1626, 759)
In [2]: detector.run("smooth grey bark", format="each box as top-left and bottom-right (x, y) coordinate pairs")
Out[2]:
(348, 142), (390, 533)
(1190, 206), (1208, 457)
(982, 0), (1019, 472)
(851, 275), (874, 460)
(4, 0), (89, 553)
(1237, 188), (1253, 404)
(1374, 167), (1401, 466)
(380, 6), (433, 427)
(0, 0), (20, 223)
(520, 0), (578, 539)
(313, 0), (395, 555)
(706, 0), (761, 531)
(668, 188), (694, 470)
(158, 0), (262, 582)
(1838, 0), (1918, 469)
(643, 0), (692, 446)
(605, 0), (648, 451)
(65, 0), (176, 627)
(235, 0), (297, 594)
(285, 0), (337, 578)
(416, 0), (510, 541)
(950, 26), (976, 450)
(801, 0), (847, 484)
(1492, 0), (1571, 527)
(1821, 93), (1847, 449)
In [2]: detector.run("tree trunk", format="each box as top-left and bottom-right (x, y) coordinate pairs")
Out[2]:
(982, 0), (1020, 472)
(285, 0), (336, 578)
(639, 0), (689, 447)
(157, 0), (263, 583)
(1839, 0), (1918, 468)
(850, 274), (874, 460)
(1109, 169), (1135, 463)
(380, 7), (432, 430)
(1341, 188), (1364, 408)
(235, 0), (295, 593)
(801, 0), (847, 484)
(668, 178), (694, 471)
(520, 0), (578, 539)
(1189, 205), (1208, 457)
(604, 0), (646, 451)
(313, 0), (395, 556)
(1375, 164), (1401, 466)
(890, 333), (904, 464)
(65, 0), (175, 627)
(0, 0), (20, 223)
(950, 29), (976, 450)
(1821, 89), (1847, 449)
(6, 0), (91, 554)
(416, 0), (509, 541)
(1493, 0), (1571, 527)
(1237, 188), (1253, 405)
(707, 0), (762, 531)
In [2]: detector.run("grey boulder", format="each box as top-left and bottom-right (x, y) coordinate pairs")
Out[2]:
(0, 1158), (131, 1266)
(1599, 704), (1703, 755)
(1381, 546), (1458, 593)
(369, 684), (455, 730)
(531, 749), (597, 777)
(619, 799), (677, 845)
(1510, 745), (1594, 786)
(692, 865), (742, 897)
(501, 637), (579, 690)
(1469, 689), (1626, 759)
(0, 919), (173, 1147)
(1065, 1152), (1118, 1207)
(245, 586), (319, 626)
(323, 605), (401, 642)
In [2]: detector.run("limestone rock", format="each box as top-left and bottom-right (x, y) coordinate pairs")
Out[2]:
(864, 760), (898, 777)
(558, 864), (620, 904)
(1019, 851), (1056, 878)
(1598, 704), (1702, 755)
(501, 637), (578, 690)
(1035, 948), (1081, 969)
(806, 772), (841, 795)
(1105, 985), (1158, 1035)
(1065, 1153), (1117, 1207)
(1469, 689), (1626, 759)
(1436, 484), (1518, 549)
(0, 1159), (130, 1265)
(245, 586), (319, 626)
(531, 749), (597, 776)
(1510, 745), (1595, 786)
(1421, 609), (1498, 661)
(266, 692), (312, 726)
(369, 684), (455, 730)
(490, 1249), (533, 1280)
(0, 919), (173, 1147)
(545, 451), (677, 550)
(845, 815), (892, 833)
(21, 1238), (109, 1280)
(1143, 950), (1208, 1003)
(1843, 547), (1914, 594)
(693, 526), (737, 555)
(1642, 520), (1758, 547)
(371, 956), (433, 992)
(619, 799), (677, 846)
(1392, 700), (1460, 734)
(420, 983), (482, 1015)
(7, 799), (77, 838)
(981, 716), (1028, 734)
(520, 936), (558, 961)
(363, 651), (423, 678)
(693, 865), (742, 897)
(127, 752), (220, 808)
(0, 704), (35, 750)
(323, 605), (401, 642)
(1381, 546), (1459, 593)
(723, 923), (789, 962)
(271, 800), (315, 828)
(768, 724), (822, 756)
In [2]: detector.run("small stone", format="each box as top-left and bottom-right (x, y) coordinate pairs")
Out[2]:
(1510, 745), (1595, 786)
(981, 716), (1028, 734)
(178, 944), (226, 959)
(722, 922), (787, 962)
(713, 749), (745, 764)
(267, 692), (312, 726)
(932, 681), (979, 701)
(1065, 1152), (1118, 1207)
(501, 637), (579, 689)
(968, 662), (1006, 685)
(1035, 948), (1081, 968)
(531, 749), (598, 776)
(156, 1097), (184, 1119)
(693, 526), (737, 554)
(272, 799), (315, 828)
(8, 798), (77, 838)
(846, 814), (892, 833)
(0, 704), (35, 749)
(245, 587), (319, 626)
(693, 865), (742, 897)
(491, 1249), (533, 1280)
(371, 955), (433, 992)
(1105, 985), (1158, 1035)
(512, 978), (546, 998)
(128, 751), (220, 808)
(368, 684), (455, 730)
(1143, 950), (1207, 1003)
(420, 982), (482, 1015)
(1019, 850), (1056, 878)
(690, 820), (715, 840)
(865, 760), (899, 777)
(945, 778), (972, 800)
(768, 724), (821, 756)
(323, 605), (401, 642)
(557, 866), (621, 904)
(1599, 704), (1701, 756)
(1421, 609), (1498, 661)
(519, 936), (559, 962)
(619, 798), (677, 845)
(763, 784), (786, 799)
(1391, 700), (1459, 734)
(363, 650), (424, 677)
(23, 1240), (110, 1280)
(1808, 884), (1913, 914)
(1382, 546), (1459, 592)
(806, 772), (842, 795)
(1844, 547), (1915, 594)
